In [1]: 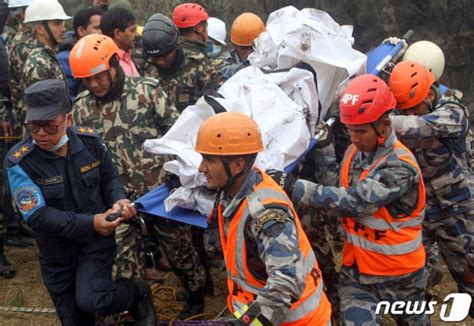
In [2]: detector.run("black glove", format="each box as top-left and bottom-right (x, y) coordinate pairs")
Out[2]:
(163, 173), (181, 192)
(226, 302), (272, 326)
(266, 169), (296, 197)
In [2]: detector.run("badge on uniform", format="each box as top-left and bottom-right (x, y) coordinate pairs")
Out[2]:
(15, 186), (42, 215)
(80, 160), (101, 173)
(7, 165), (46, 220)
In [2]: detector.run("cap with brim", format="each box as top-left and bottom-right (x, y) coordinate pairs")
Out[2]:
(24, 79), (69, 122)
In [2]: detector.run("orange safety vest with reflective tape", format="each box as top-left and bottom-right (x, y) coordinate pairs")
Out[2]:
(339, 141), (426, 276)
(217, 171), (331, 325)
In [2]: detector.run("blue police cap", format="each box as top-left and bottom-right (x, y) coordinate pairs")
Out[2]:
(24, 79), (71, 122)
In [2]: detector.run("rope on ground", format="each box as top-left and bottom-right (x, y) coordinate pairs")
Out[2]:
(0, 306), (56, 314)
(152, 284), (213, 322)
(151, 284), (228, 325)
(213, 305), (228, 320)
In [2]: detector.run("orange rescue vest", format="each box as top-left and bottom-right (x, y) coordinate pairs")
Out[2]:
(339, 141), (426, 276)
(217, 171), (331, 325)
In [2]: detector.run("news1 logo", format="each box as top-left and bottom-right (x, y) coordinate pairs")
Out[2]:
(375, 293), (472, 322)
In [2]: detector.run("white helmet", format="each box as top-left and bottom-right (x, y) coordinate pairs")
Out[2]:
(207, 17), (226, 45)
(24, 0), (71, 24)
(8, 0), (32, 8)
(402, 40), (445, 81)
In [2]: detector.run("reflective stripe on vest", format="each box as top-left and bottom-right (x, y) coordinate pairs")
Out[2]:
(355, 214), (424, 231)
(345, 229), (422, 255)
(339, 141), (426, 276)
(231, 276), (325, 323)
(218, 170), (330, 325)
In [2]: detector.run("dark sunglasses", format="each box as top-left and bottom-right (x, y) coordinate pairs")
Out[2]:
(26, 116), (66, 135)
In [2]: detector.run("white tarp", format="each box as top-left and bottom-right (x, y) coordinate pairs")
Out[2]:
(144, 66), (318, 214)
(249, 5), (366, 118)
(144, 6), (366, 215)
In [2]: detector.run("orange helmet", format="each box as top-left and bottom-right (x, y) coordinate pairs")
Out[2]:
(389, 60), (435, 110)
(69, 34), (119, 78)
(231, 13), (265, 46)
(340, 74), (396, 125)
(172, 3), (209, 29)
(195, 112), (264, 156)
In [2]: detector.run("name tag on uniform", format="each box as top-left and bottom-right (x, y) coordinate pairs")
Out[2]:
(80, 160), (101, 173)
(35, 176), (63, 185)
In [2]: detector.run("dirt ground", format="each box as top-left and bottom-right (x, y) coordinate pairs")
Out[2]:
(0, 245), (472, 325)
(0, 245), (229, 326)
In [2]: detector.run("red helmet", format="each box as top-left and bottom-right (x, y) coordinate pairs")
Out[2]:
(340, 74), (396, 125)
(172, 3), (209, 28)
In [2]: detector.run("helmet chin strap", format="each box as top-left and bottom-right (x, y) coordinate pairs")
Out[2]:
(371, 123), (385, 147)
(423, 99), (434, 112)
(193, 25), (207, 43)
(220, 157), (250, 195)
(42, 21), (59, 46)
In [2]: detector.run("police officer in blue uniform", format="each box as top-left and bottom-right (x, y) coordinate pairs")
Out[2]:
(5, 79), (157, 326)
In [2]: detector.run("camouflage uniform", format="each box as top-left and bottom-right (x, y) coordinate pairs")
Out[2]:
(144, 36), (224, 113)
(218, 168), (331, 324)
(221, 60), (249, 80)
(296, 130), (342, 322)
(8, 28), (41, 133)
(2, 20), (18, 48)
(325, 101), (352, 163)
(0, 34), (5, 241)
(0, 30), (16, 253)
(144, 37), (224, 294)
(219, 46), (249, 79)
(292, 131), (430, 325)
(209, 48), (233, 70)
(22, 46), (66, 90)
(20, 44), (66, 137)
(338, 265), (429, 326)
(73, 72), (206, 291)
(391, 96), (474, 314)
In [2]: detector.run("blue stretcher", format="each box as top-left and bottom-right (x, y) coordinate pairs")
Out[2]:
(135, 184), (209, 228)
(134, 117), (336, 229)
(365, 31), (449, 94)
(133, 154), (318, 229)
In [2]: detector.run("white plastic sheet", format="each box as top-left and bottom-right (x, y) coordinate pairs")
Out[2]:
(145, 6), (366, 214)
(164, 186), (214, 217)
(144, 66), (318, 214)
(249, 5), (367, 118)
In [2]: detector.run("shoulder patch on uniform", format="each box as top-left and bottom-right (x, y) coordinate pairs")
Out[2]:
(7, 165), (45, 221)
(14, 185), (43, 217)
(8, 142), (34, 164)
(253, 210), (291, 234)
(72, 126), (99, 138)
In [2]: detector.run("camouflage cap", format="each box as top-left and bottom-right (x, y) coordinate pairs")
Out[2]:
(24, 79), (70, 122)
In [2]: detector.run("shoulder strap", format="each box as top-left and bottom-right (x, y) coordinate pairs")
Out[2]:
(72, 125), (99, 138)
(8, 141), (34, 164)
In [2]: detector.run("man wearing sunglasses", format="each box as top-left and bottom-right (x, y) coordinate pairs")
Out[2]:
(5, 79), (158, 325)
